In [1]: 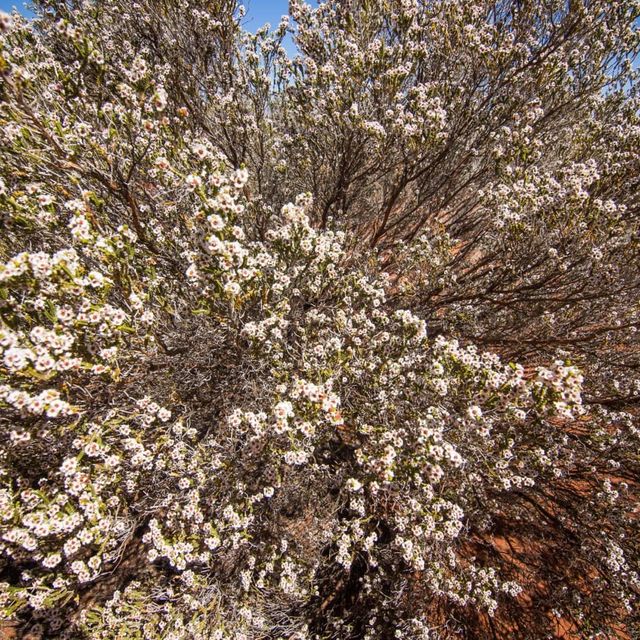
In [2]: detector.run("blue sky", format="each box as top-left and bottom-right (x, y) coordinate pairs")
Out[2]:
(0, 0), (296, 27)
(244, 0), (291, 33)
(0, 0), (301, 55)
(243, 0), (297, 57)
(0, 0), (31, 14)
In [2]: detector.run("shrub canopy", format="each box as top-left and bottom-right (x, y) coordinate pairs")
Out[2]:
(0, 1), (639, 638)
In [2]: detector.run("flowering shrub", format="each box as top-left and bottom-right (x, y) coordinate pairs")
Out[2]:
(0, 1), (639, 638)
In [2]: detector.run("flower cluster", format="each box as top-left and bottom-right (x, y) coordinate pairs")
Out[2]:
(0, 1), (638, 639)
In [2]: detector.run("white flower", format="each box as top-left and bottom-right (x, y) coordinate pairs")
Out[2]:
(224, 281), (241, 296)
(153, 87), (167, 111)
(47, 399), (71, 418)
(43, 553), (62, 568)
(186, 174), (202, 190)
(467, 405), (482, 420)
(128, 292), (144, 310)
(185, 263), (200, 280)
(0, 12), (12, 32)
(274, 401), (294, 420)
(207, 214), (225, 231)
(192, 143), (209, 160)
(61, 457), (78, 476)
(4, 348), (31, 372)
(86, 271), (105, 288)
(233, 168), (249, 189)
(155, 156), (170, 171)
